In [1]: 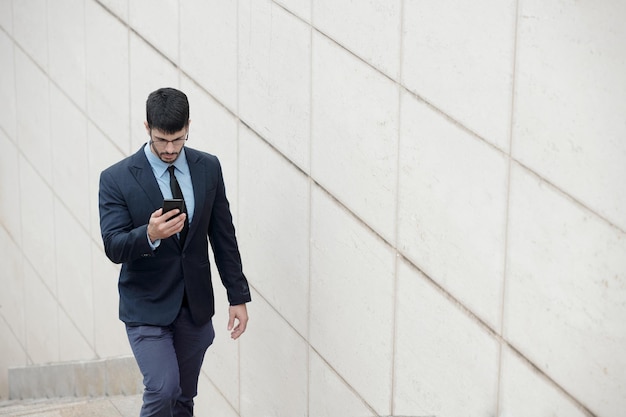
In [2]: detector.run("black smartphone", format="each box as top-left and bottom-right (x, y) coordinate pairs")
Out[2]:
(163, 198), (185, 216)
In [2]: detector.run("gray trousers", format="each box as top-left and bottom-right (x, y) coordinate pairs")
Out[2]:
(126, 307), (215, 417)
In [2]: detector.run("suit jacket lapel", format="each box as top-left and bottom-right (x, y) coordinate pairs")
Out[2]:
(186, 148), (207, 244)
(128, 147), (164, 210)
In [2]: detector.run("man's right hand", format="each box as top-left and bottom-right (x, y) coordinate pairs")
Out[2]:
(147, 208), (187, 243)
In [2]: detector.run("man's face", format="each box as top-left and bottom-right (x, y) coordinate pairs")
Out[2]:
(147, 126), (188, 164)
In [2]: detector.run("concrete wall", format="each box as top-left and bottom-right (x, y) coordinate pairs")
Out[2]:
(1, 0), (625, 416)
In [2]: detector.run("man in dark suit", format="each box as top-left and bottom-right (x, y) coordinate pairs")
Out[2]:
(99, 87), (251, 417)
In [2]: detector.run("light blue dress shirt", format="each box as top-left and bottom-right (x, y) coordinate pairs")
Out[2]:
(144, 143), (195, 246)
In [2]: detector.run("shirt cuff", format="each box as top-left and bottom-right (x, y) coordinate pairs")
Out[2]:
(147, 229), (161, 249)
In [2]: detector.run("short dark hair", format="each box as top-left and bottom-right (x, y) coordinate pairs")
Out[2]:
(146, 87), (189, 133)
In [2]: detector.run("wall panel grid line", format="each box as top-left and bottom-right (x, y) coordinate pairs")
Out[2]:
(83, 0), (623, 238)
(1, 0), (623, 416)
(98, 0), (622, 237)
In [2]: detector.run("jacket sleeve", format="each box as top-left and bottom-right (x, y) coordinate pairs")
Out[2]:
(207, 159), (251, 305)
(99, 169), (154, 264)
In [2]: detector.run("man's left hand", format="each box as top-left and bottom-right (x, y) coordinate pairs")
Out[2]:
(227, 304), (249, 340)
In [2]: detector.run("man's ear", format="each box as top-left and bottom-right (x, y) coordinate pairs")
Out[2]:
(144, 121), (150, 135)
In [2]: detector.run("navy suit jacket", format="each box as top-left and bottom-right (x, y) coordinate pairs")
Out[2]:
(99, 146), (251, 326)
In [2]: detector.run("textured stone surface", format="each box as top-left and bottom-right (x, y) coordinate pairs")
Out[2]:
(9, 357), (141, 400)
(0, 395), (142, 417)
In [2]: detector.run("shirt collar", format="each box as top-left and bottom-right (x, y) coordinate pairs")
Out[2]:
(143, 143), (189, 178)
